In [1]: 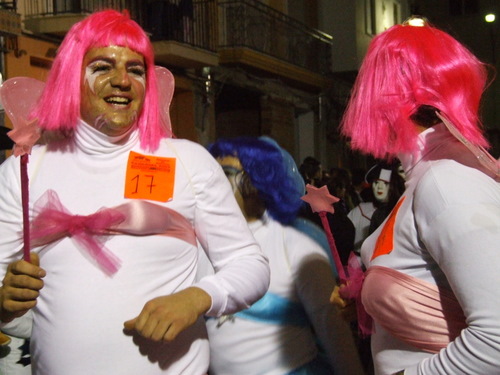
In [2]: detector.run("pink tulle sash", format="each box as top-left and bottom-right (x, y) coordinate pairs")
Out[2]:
(361, 266), (467, 353)
(30, 190), (197, 275)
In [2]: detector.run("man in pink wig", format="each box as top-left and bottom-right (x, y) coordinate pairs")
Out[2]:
(335, 20), (500, 375)
(0, 10), (269, 374)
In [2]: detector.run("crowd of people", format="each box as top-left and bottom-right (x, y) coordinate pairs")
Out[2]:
(298, 156), (406, 264)
(0, 9), (498, 375)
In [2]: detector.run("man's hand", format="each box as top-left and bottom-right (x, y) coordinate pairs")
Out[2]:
(330, 285), (348, 308)
(330, 284), (357, 323)
(0, 252), (45, 323)
(124, 287), (212, 342)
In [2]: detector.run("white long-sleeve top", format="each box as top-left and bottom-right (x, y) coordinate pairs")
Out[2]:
(361, 123), (500, 375)
(0, 121), (270, 375)
(205, 213), (363, 375)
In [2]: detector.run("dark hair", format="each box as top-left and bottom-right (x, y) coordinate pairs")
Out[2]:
(410, 105), (441, 128)
(299, 156), (321, 185)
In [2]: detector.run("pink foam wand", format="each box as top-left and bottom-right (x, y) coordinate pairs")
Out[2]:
(0, 77), (45, 262)
(301, 184), (347, 282)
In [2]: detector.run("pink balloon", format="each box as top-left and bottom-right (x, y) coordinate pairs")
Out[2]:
(155, 66), (175, 137)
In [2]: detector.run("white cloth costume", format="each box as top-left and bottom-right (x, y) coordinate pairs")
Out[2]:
(348, 202), (376, 252)
(0, 121), (270, 375)
(204, 213), (363, 375)
(360, 123), (500, 375)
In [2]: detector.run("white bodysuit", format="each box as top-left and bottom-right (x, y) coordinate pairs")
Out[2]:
(0, 121), (270, 375)
(361, 123), (500, 375)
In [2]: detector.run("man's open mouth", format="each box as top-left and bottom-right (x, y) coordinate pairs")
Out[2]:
(105, 96), (131, 105)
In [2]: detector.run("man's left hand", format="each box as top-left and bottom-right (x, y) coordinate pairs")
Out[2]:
(124, 287), (211, 342)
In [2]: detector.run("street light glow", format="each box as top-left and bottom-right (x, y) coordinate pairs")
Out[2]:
(485, 13), (496, 23)
(403, 16), (426, 27)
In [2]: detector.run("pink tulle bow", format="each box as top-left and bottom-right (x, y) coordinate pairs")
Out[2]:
(31, 190), (125, 275)
(30, 190), (198, 275)
(339, 252), (374, 337)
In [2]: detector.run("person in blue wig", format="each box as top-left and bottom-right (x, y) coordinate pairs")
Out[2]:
(203, 136), (363, 375)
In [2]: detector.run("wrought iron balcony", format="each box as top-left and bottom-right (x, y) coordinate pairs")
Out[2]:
(21, 0), (332, 89)
(23, 0), (139, 18)
(23, 1), (216, 50)
(218, 0), (332, 76)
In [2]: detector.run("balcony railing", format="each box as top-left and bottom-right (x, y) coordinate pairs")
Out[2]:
(22, 0), (332, 75)
(23, 0), (140, 17)
(218, 0), (332, 74)
(23, 0), (217, 52)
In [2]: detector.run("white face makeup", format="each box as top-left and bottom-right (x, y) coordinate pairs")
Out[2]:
(372, 179), (390, 203)
(80, 46), (146, 136)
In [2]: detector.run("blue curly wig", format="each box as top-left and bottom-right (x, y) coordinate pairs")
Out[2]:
(208, 136), (304, 225)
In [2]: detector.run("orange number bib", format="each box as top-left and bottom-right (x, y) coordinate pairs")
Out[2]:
(124, 151), (176, 202)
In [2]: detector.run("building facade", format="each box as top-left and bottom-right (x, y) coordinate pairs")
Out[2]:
(0, 0), (419, 171)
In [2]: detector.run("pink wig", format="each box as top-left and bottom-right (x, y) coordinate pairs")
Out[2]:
(341, 23), (490, 159)
(32, 9), (168, 151)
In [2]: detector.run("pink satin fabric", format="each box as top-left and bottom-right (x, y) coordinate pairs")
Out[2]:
(112, 199), (197, 246)
(30, 190), (197, 275)
(361, 266), (467, 353)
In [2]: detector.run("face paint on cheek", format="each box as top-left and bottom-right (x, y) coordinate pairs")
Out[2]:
(93, 115), (108, 131)
(84, 65), (107, 94)
(93, 111), (138, 132)
(135, 75), (146, 90)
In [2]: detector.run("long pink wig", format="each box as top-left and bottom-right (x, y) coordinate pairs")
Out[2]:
(341, 23), (490, 159)
(32, 9), (167, 151)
